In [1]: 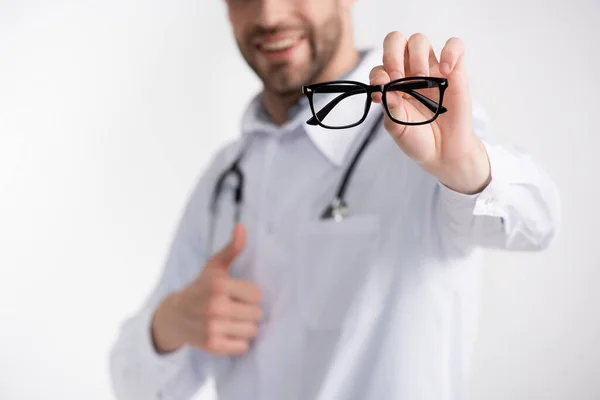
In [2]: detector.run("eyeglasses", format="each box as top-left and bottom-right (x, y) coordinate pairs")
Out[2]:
(302, 77), (448, 129)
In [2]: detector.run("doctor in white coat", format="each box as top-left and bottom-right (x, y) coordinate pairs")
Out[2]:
(109, 0), (561, 399)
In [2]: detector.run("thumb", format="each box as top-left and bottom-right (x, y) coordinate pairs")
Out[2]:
(210, 223), (246, 269)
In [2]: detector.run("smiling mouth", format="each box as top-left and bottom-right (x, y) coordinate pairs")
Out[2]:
(254, 34), (305, 54)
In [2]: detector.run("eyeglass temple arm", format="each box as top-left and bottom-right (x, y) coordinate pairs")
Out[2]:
(306, 85), (447, 126)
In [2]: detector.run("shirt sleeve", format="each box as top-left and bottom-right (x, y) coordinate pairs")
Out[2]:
(108, 143), (237, 400)
(434, 104), (561, 252)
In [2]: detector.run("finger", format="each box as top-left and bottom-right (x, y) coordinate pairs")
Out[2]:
(382, 31), (407, 81)
(230, 301), (263, 321)
(406, 33), (437, 77)
(205, 319), (258, 339)
(225, 320), (259, 339)
(210, 223), (246, 268)
(200, 335), (249, 355)
(228, 279), (262, 304)
(368, 65), (389, 103)
(439, 37), (465, 76)
(203, 294), (263, 320)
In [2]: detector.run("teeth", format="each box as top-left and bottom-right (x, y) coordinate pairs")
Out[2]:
(261, 38), (297, 52)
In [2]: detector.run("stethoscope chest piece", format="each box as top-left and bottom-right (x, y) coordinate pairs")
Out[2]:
(320, 197), (349, 222)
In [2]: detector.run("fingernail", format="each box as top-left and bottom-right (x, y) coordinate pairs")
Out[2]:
(390, 71), (404, 81)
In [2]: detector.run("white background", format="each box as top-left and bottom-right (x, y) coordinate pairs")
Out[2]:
(1, 0), (599, 399)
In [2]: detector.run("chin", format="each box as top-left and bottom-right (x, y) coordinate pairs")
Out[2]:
(269, 76), (306, 95)
(263, 67), (311, 95)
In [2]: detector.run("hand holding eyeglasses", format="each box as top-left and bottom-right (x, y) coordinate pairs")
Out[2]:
(303, 32), (492, 195)
(375, 32), (491, 194)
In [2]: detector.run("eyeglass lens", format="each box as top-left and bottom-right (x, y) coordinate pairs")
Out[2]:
(384, 78), (441, 124)
(312, 83), (369, 128)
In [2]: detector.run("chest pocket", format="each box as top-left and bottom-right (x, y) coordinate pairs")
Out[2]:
(293, 214), (381, 331)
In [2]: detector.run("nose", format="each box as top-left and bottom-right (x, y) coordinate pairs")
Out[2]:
(254, 0), (289, 29)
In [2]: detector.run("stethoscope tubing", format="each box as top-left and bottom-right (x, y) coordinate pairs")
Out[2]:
(207, 111), (384, 252)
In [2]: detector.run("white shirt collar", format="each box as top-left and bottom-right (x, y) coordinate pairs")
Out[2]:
(239, 48), (384, 166)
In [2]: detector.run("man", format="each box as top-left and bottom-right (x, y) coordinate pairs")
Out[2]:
(109, 0), (560, 399)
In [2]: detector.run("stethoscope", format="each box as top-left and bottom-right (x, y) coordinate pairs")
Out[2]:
(206, 112), (384, 253)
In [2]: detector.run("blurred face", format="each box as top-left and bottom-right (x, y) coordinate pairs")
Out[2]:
(227, 0), (348, 96)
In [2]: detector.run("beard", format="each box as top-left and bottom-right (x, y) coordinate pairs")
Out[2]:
(237, 13), (343, 97)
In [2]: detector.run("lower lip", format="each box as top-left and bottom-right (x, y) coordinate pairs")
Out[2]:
(257, 37), (305, 63)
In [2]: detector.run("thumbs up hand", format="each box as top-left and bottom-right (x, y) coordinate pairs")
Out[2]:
(151, 224), (263, 355)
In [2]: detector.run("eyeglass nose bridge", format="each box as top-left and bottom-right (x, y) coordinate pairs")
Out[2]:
(368, 84), (385, 94)
(364, 85), (385, 97)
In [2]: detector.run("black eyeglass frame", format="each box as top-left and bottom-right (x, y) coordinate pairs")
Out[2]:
(301, 76), (449, 129)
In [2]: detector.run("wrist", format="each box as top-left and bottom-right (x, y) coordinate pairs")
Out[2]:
(437, 139), (491, 195)
(151, 293), (185, 354)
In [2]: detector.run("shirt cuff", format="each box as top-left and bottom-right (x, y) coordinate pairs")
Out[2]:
(137, 306), (191, 377)
(437, 140), (516, 220)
